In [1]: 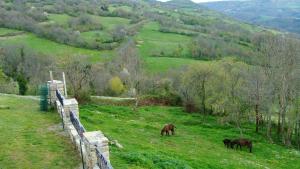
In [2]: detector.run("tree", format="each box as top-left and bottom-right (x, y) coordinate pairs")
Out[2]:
(213, 58), (249, 135)
(64, 56), (92, 101)
(110, 39), (142, 107)
(111, 25), (127, 42)
(254, 33), (300, 145)
(0, 45), (54, 95)
(246, 66), (266, 133)
(182, 63), (213, 114)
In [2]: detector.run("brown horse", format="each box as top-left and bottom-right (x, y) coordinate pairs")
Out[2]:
(223, 139), (231, 148)
(161, 124), (176, 136)
(231, 138), (252, 153)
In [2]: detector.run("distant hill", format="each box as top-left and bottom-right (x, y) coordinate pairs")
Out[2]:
(203, 0), (300, 34)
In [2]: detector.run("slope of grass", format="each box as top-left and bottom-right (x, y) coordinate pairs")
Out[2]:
(0, 28), (22, 36)
(136, 22), (197, 72)
(0, 31), (114, 63)
(109, 5), (132, 12)
(80, 105), (300, 169)
(81, 30), (112, 43)
(47, 14), (72, 27)
(0, 95), (80, 168)
(90, 16), (130, 30)
(136, 22), (192, 58)
(143, 57), (199, 73)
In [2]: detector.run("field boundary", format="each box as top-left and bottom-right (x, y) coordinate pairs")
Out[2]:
(49, 80), (113, 169)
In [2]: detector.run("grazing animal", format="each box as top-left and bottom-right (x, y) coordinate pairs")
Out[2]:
(223, 139), (231, 148)
(231, 138), (252, 153)
(161, 124), (176, 136)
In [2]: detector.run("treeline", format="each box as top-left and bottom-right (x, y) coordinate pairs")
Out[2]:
(80, 34), (298, 148)
(0, 45), (54, 95)
(174, 34), (299, 147)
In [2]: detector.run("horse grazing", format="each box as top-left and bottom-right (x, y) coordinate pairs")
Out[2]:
(223, 139), (231, 148)
(161, 124), (176, 136)
(231, 138), (252, 153)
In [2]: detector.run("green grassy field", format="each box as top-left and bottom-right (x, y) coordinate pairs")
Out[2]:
(0, 32), (114, 63)
(0, 28), (22, 36)
(0, 95), (80, 168)
(80, 104), (300, 169)
(109, 5), (132, 13)
(135, 22), (198, 72)
(48, 14), (72, 27)
(136, 22), (192, 58)
(90, 16), (130, 30)
(0, 24), (198, 72)
(81, 30), (112, 43)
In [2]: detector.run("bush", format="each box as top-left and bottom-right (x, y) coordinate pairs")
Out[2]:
(109, 76), (125, 96)
(140, 93), (182, 106)
(68, 14), (103, 32)
(0, 70), (18, 94)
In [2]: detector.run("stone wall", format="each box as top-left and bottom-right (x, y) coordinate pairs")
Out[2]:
(50, 80), (112, 169)
(47, 80), (65, 105)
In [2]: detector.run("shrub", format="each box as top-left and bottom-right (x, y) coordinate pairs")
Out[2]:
(109, 76), (125, 96)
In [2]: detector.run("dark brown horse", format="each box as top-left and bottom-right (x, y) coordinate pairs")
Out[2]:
(231, 138), (252, 153)
(223, 139), (231, 148)
(161, 124), (176, 136)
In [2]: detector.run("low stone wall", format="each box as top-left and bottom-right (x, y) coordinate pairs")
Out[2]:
(50, 80), (112, 169)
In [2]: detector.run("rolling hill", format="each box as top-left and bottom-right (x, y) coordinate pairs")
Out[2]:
(203, 0), (300, 34)
(0, 0), (270, 73)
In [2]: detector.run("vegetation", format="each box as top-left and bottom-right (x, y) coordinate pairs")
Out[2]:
(80, 104), (300, 169)
(0, 0), (299, 168)
(0, 95), (80, 168)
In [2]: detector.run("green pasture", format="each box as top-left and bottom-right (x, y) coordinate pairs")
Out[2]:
(0, 95), (80, 168)
(80, 105), (300, 169)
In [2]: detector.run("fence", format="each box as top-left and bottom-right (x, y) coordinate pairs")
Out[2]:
(55, 89), (112, 169)
(70, 111), (86, 138)
(56, 89), (64, 106)
(96, 148), (113, 169)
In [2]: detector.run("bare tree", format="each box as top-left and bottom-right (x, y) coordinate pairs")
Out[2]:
(254, 33), (300, 145)
(63, 56), (92, 101)
(246, 66), (266, 133)
(183, 63), (213, 114)
(113, 39), (143, 108)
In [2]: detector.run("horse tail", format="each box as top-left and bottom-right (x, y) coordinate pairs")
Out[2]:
(249, 141), (253, 153)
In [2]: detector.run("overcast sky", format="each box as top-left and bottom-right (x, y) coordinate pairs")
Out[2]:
(157, 0), (238, 3)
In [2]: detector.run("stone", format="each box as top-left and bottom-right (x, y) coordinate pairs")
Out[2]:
(111, 140), (123, 149)
(47, 80), (65, 105)
(62, 98), (79, 124)
(83, 131), (110, 169)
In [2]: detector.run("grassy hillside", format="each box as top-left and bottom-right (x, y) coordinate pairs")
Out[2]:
(80, 104), (300, 169)
(0, 0), (271, 72)
(0, 95), (80, 168)
(0, 31), (113, 63)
